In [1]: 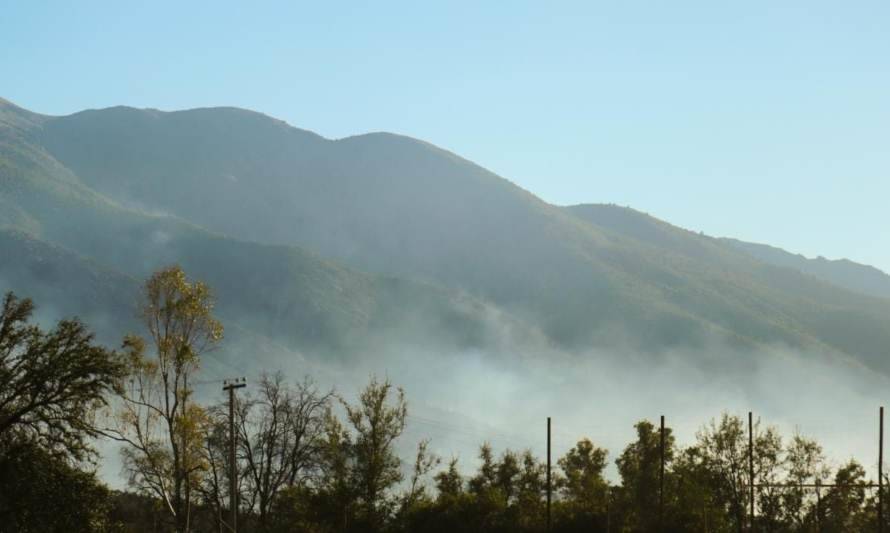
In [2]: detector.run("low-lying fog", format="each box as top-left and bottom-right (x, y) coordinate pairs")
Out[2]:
(98, 329), (889, 490)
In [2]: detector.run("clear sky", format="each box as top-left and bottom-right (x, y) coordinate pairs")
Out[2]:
(5, 1), (890, 271)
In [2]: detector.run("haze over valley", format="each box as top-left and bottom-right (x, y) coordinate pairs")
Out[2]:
(7, 3), (890, 530)
(2, 96), (889, 486)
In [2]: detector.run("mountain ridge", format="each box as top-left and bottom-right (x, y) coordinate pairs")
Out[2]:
(722, 237), (890, 299)
(0, 102), (539, 362)
(3, 99), (890, 375)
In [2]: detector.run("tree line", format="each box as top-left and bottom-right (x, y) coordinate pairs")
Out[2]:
(0, 266), (886, 532)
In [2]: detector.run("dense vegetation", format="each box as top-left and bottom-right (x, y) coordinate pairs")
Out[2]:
(1, 270), (888, 532)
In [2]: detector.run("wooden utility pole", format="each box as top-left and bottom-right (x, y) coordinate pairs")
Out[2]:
(224, 378), (246, 533)
(748, 411), (754, 532)
(815, 478), (822, 530)
(659, 415), (665, 531)
(878, 406), (884, 533)
(546, 416), (552, 533)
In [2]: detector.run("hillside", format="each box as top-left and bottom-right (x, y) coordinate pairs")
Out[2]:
(723, 237), (890, 300)
(3, 99), (890, 374)
(0, 99), (526, 360)
(37, 105), (717, 352)
(0, 228), (139, 340)
(565, 203), (890, 302)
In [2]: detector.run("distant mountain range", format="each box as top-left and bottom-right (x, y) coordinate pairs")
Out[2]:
(2, 97), (889, 375)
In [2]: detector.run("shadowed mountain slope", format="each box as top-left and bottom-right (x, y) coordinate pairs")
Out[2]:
(2, 99), (890, 372)
(0, 99), (529, 359)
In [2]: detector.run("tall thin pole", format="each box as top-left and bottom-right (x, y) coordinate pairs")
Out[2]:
(224, 378), (246, 533)
(183, 373), (191, 532)
(228, 385), (235, 532)
(748, 411), (755, 532)
(878, 406), (884, 533)
(815, 478), (821, 531)
(659, 415), (665, 531)
(547, 416), (551, 532)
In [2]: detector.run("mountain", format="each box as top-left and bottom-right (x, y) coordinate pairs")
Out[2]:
(722, 238), (890, 300)
(0, 98), (531, 363)
(37, 104), (713, 352)
(0, 228), (139, 340)
(563, 203), (890, 362)
(3, 99), (890, 375)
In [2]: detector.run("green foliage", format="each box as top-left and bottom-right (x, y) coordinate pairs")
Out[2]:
(616, 420), (674, 531)
(0, 289), (122, 531)
(341, 377), (409, 531)
(0, 291), (123, 461)
(105, 266), (223, 532)
(0, 439), (118, 532)
(0, 292), (884, 533)
(821, 460), (871, 531)
(557, 438), (609, 528)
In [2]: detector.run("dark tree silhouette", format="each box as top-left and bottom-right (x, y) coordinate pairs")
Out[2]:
(0, 291), (122, 461)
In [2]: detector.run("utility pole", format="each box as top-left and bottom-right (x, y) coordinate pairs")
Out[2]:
(815, 478), (821, 531)
(659, 415), (665, 532)
(878, 406), (884, 533)
(183, 373), (191, 532)
(224, 378), (246, 533)
(546, 416), (552, 533)
(749, 411), (755, 532)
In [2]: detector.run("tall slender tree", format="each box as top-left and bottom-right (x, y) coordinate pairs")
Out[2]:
(102, 266), (223, 532)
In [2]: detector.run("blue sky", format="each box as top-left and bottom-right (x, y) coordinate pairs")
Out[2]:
(5, 1), (890, 271)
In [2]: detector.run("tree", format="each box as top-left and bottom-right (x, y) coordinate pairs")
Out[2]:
(781, 433), (829, 528)
(670, 445), (731, 532)
(315, 410), (358, 531)
(495, 450), (520, 504)
(196, 410), (230, 533)
(822, 460), (869, 531)
(435, 457), (464, 499)
(102, 266), (223, 532)
(695, 413), (782, 533)
(469, 443), (498, 496)
(466, 443), (512, 532)
(514, 450), (546, 531)
(397, 457), (470, 533)
(616, 420), (674, 531)
(557, 438), (609, 529)
(0, 292), (122, 461)
(0, 438), (117, 532)
(342, 376), (408, 531)
(401, 439), (440, 510)
(236, 372), (332, 532)
(0, 292), (123, 532)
